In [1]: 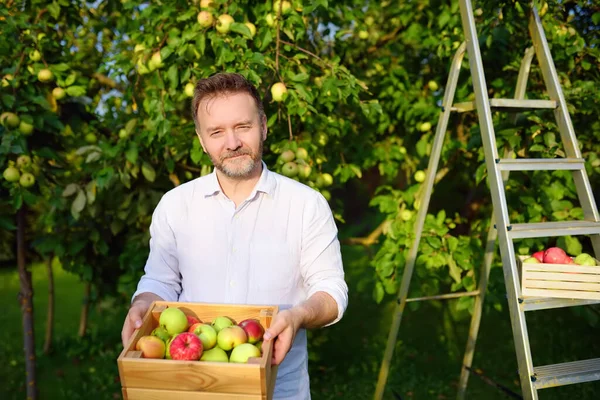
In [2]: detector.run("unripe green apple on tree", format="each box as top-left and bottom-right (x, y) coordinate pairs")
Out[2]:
(197, 11), (213, 28)
(37, 68), (54, 82)
(3, 167), (20, 182)
(216, 14), (234, 34)
(184, 82), (195, 97)
(271, 82), (287, 102)
(52, 87), (66, 100)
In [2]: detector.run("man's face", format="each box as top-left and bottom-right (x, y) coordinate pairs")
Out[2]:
(196, 92), (266, 179)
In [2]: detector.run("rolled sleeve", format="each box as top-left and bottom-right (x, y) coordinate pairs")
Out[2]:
(132, 193), (182, 303)
(300, 192), (349, 326)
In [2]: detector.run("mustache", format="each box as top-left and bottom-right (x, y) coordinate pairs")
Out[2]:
(220, 149), (252, 161)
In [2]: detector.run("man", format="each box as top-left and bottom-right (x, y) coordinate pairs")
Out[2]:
(120, 72), (348, 399)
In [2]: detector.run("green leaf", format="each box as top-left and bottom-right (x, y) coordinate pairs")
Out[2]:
(373, 281), (385, 304)
(48, 1), (60, 19)
(66, 86), (86, 97)
(141, 162), (156, 182)
(125, 144), (138, 164)
(62, 183), (78, 197)
(125, 118), (138, 134)
(2, 94), (15, 108)
(230, 22), (253, 39)
(448, 257), (462, 284)
(0, 215), (16, 230)
(71, 189), (86, 219)
(86, 181), (96, 205)
(557, 236), (582, 256)
(593, 13), (600, 25)
(167, 64), (179, 90)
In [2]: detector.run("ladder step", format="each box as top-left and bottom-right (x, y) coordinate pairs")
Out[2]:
(495, 158), (585, 171)
(532, 358), (600, 389)
(507, 221), (600, 239)
(521, 297), (600, 311)
(451, 98), (557, 112)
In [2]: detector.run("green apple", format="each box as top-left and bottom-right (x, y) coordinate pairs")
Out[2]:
(211, 316), (234, 333)
(16, 155), (32, 169)
(200, 0), (214, 9)
(3, 167), (20, 182)
(279, 150), (295, 163)
(19, 172), (35, 188)
(184, 82), (195, 98)
(19, 120), (34, 135)
(282, 162), (299, 178)
(245, 22), (257, 38)
(320, 173), (333, 187)
(159, 307), (189, 336)
(400, 209), (413, 221)
(573, 253), (596, 266)
(1, 74), (14, 87)
(273, 0), (292, 14)
(29, 50), (41, 62)
(118, 128), (129, 139)
(52, 87), (66, 100)
(151, 326), (170, 343)
(216, 14), (234, 34)
(271, 82), (287, 102)
(230, 343), (261, 363)
(419, 122), (432, 132)
(522, 257), (540, 264)
(265, 13), (276, 27)
(148, 51), (163, 71)
(295, 147), (308, 161)
(190, 323), (218, 350)
(427, 80), (439, 91)
(37, 68), (54, 83)
(197, 11), (213, 28)
(1, 112), (20, 128)
(216, 325), (247, 351)
(365, 16), (375, 26)
(133, 43), (146, 53)
(315, 132), (328, 146)
(85, 133), (97, 144)
(358, 30), (369, 39)
(200, 347), (229, 362)
(321, 189), (331, 201)
(298, 164), (311, 179)
(414, 170), (426, 183)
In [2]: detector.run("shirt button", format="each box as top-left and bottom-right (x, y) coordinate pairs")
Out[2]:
(230, 281), (235, 287)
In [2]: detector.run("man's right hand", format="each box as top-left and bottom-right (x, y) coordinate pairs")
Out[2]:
(121, 293), (164, 347)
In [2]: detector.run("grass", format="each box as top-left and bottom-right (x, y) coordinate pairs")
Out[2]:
(0, 246), (599, 399)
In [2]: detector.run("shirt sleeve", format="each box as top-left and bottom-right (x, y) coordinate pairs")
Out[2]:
(131, 192), (182, 303)
(300, 191), (349, 326)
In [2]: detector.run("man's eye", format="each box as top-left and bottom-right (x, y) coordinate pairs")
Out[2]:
(211, 131), (222, 136)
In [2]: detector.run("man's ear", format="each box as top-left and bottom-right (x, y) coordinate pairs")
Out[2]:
(261, 114), (268, 141)
(195, 129), (207, 153)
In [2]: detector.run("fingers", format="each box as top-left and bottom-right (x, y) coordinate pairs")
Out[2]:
(121, 303), (146, 347)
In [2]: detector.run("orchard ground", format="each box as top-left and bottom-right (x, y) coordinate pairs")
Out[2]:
(0, 245), (599, 399)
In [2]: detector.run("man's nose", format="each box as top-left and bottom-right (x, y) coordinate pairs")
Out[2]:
(224, 130), (242, 150)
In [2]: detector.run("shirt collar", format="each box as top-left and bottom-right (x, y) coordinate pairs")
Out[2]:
(201, 161), (276, 198)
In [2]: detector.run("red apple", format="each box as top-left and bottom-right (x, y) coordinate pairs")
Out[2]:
(136, 335), (166, 359)
(543, 247), (572, 264)
(169, 332), (203, 361)
(187, 315), (201, 326)
(532, 251), (544, 262)
(238, 319), (265, 344)
(217, 325), (247, 351)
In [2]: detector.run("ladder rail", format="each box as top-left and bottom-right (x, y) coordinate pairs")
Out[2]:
(458, 1), (538, 398)
(373, 41), (468, 400)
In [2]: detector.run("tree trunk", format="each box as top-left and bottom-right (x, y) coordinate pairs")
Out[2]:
(78, 281), (91, 337)
(43, 256), (54, 354)
(17, 207), (37, 399)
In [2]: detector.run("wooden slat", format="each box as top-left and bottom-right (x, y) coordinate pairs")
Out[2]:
(523, 272), (600, 283)
(523, 264), (600, 274)
(123, 387), (264, 399)
(521, 288), (600, 301)
(525, 280), (600, 292)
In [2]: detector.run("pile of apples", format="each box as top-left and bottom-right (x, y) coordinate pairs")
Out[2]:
(135, 307), (265, 363)
(522, 247), (597, 266)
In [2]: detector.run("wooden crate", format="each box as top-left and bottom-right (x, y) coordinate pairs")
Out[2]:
(117, 301), (279, 400)
(518, 255), (600, 300)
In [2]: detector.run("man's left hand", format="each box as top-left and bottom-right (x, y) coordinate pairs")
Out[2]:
(261, 308), (305, 365)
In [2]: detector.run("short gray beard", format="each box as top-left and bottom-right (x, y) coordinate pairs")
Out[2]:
(211, 139), (264, 179)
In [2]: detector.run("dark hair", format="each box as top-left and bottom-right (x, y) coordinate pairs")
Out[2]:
(191, 72), (265, 131)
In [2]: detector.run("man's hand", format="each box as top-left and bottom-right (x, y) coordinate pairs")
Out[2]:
(121, 292), (164, 347)
(261, 308), (305, 365)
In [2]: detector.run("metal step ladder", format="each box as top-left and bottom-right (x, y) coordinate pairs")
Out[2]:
(373, 1), (600, 399)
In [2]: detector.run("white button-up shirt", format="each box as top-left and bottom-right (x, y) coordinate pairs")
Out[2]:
(133, 162), (349, 399)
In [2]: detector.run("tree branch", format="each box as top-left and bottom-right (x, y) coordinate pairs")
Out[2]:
(279, 39), (334, 70)
(342, 220), (391, 246)
(92, 72), (123, 91)
(367, 26), (403, 54)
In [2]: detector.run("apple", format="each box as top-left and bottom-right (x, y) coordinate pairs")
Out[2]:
(52, 87), (66, 100)
(200, 347), (229, 362)
(216, 14), (234, 34)
(29, 50), (41, 62)
(151, 326), (170, 343)
(148, 51), (163, 71)
(265, 13), (276, 27)
(543, 247), (573, 264)
(320, 173), (333, 187)
(298, 164), (312, 179)
(358, 30), (369, 39)
(271, 82), (287, 102)
(230, 343), (261, 363)
(165, 336), (174, 359)
(19, 173), (35, 188)
(159, 307), (189, 335)
(85, 133), (97, 144)
(200, 0), (214, 9)
(414, 170), (426, 183)
(280, 150), (295, 163)
(295, 147), (308, 161)
(169, 332), (203, 361)
(197, 11), (213, 28)
(190, 323), (218, 350)
(184, 82), (195, 97)
(1, 74), (14, 87)
(573, 253), (596, 267)
(428, 80), (439, 91)
(37, 68), (54, 82)
(321, 189), (331, 201)
(315, 132), (328, 146)
(136, 335), (166, 359)
(118, 128), (129, 139)
(17, 155), (32, 168)
(1, 112), (20, 128)
(19, 120), (34, 135)
(400, 209), (413, 221)
(419, 122), (432, 132)
(238, 319), (264, 344)
(532, 250), (544, 262)
(282, 162), (299, 178)
(187, 315), (201, 326)
(3, 167), (20, 182)
(522, 257), (540, 264)
(245, 22), (256, 37)
(273, 0), (292, 14)
(211, 316), (234, 333)
(217, 325), (247, 351)
(133, 43), (146, 53)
